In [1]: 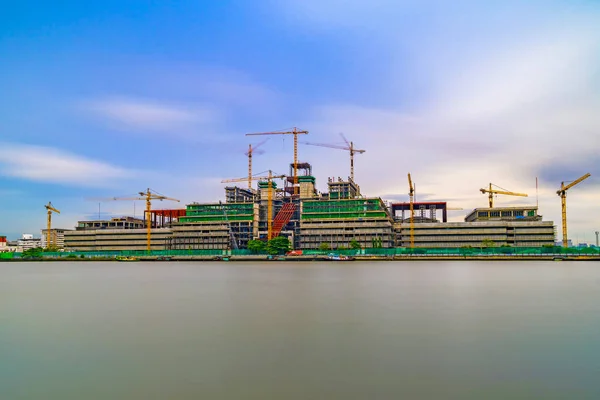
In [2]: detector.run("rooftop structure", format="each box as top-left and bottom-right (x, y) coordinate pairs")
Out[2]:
(465, 206), (541, 222)
(391, 202), (449, 223)
(327, 177), (360, 200)
(75, 217), (146, 230)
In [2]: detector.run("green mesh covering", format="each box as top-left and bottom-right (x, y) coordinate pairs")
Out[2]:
(302, 198), (389, 220)
(180, 202), (254, 223)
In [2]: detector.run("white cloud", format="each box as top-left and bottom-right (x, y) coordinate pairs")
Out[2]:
(286, 4), (600, 241)
(85, 96), (219, 136)
(0, 143), (137, 187)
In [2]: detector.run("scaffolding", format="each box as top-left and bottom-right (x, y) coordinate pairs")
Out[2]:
(302, 198), (389, 220)
(327, 177), (360, 200)
(225, 186), (256, 203)
(180, 203), (255, 223)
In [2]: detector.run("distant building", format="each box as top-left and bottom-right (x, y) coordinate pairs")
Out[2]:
(555, 240), (573, 247)
(17, 234), (42, 251)
(0, 236), (6, 250)
(395, 207), (555, 248)
(41, 229), (72, 249)
(64, 217), (169, 251)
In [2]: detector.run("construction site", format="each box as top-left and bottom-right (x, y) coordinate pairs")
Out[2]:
(48, 127), (594, 255)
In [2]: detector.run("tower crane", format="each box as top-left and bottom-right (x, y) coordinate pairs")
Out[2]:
(105, 189), (180, 252)
(222, 171), (286, 240)
(557, 173), (590, 248)
(245, 139), (268, 189)
(44, 202), (60, 249)
(246, 127), (308, 196)
(408, 173), (415, 249)
(301, 133), (365, 181)
(480, 183), (528, 208)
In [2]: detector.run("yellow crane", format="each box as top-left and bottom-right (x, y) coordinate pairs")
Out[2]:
(106, 189), (180, 252)
(44, 202), (60, 249)
(408, 173), (415, 249)
(245, 139), (268, 189)
(246, 127), (308, 196)
(557, 173), (591, 248)
(222, 171), (286, 239)
(480, 183), (528, 208)
(301, 133), (365, 181)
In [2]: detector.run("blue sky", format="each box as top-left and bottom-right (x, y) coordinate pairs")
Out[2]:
(1, 0), (599, 242)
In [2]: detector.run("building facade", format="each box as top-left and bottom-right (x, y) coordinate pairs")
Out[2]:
(395, 206), (555, 248)
(299, 198), (394, 249)
(41, 229), (72, 249)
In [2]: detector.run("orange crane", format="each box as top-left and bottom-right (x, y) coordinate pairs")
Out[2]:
(480, 183), (528, 208)
(245, 139), (268, 189)
(222, 171), (286, 239)
(408, 173), (415, 249)
(301, 133), (365, 181)
(106, 189), (180, 252)
(44, 202), (60, 249)
(557, 173), (591, 248)
(246, 127), (308, 196)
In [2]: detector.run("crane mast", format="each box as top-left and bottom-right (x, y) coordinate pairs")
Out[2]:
(101, 189), (180, 252)
(44, 202), (60, 249)
(222, 171), (286, 240)
(408, 173), (414, 249)
(557, 173), (590, 248)
(245, 139), (268, 189)
(246, 127), (308, 196)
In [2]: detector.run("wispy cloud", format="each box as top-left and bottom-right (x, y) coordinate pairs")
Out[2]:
(283, 1), (600, 237)
(85, 96), (219, 134)
(0, 143), (137, 187)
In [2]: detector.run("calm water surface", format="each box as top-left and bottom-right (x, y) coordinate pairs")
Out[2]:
(2, 261), (600, 399)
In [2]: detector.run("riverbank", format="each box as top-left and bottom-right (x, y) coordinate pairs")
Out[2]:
(3, 254), (600, 262)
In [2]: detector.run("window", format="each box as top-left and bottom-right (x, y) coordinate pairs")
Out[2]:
(478, 211), (488, 217)
(501, 211), (512, 217)
(514, 210), (524, 217)
(490, 211), (500, 217)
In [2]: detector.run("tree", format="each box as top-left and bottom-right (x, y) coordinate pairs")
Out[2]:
(371, 237), (383, 248)
(350, 239), (361, 250)
(248, 239), (267, 254)
(481, 239), (495, 248)
(267, 236), (291, 255)
(43, 245), (59, 252)
(22, 247), (43, 259)
(318, 242), (331, 251)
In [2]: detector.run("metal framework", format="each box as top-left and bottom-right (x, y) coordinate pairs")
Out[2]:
(557, 173), (591, 248)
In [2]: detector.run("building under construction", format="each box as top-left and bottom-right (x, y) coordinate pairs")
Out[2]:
(63, 126), (558, 252)
(392, 203), (555, 248)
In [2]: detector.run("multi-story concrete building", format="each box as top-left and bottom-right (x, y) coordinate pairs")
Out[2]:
(64, 217), (170, 251)
(41, 229), (72, 249)
(65, 227), (172, 251)
(17, 234), (42, 251)
(394, 206), (555, 248)
(299, 198), (394, 249)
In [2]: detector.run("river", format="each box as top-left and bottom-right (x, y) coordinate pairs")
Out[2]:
(2, 261), (600, 399)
